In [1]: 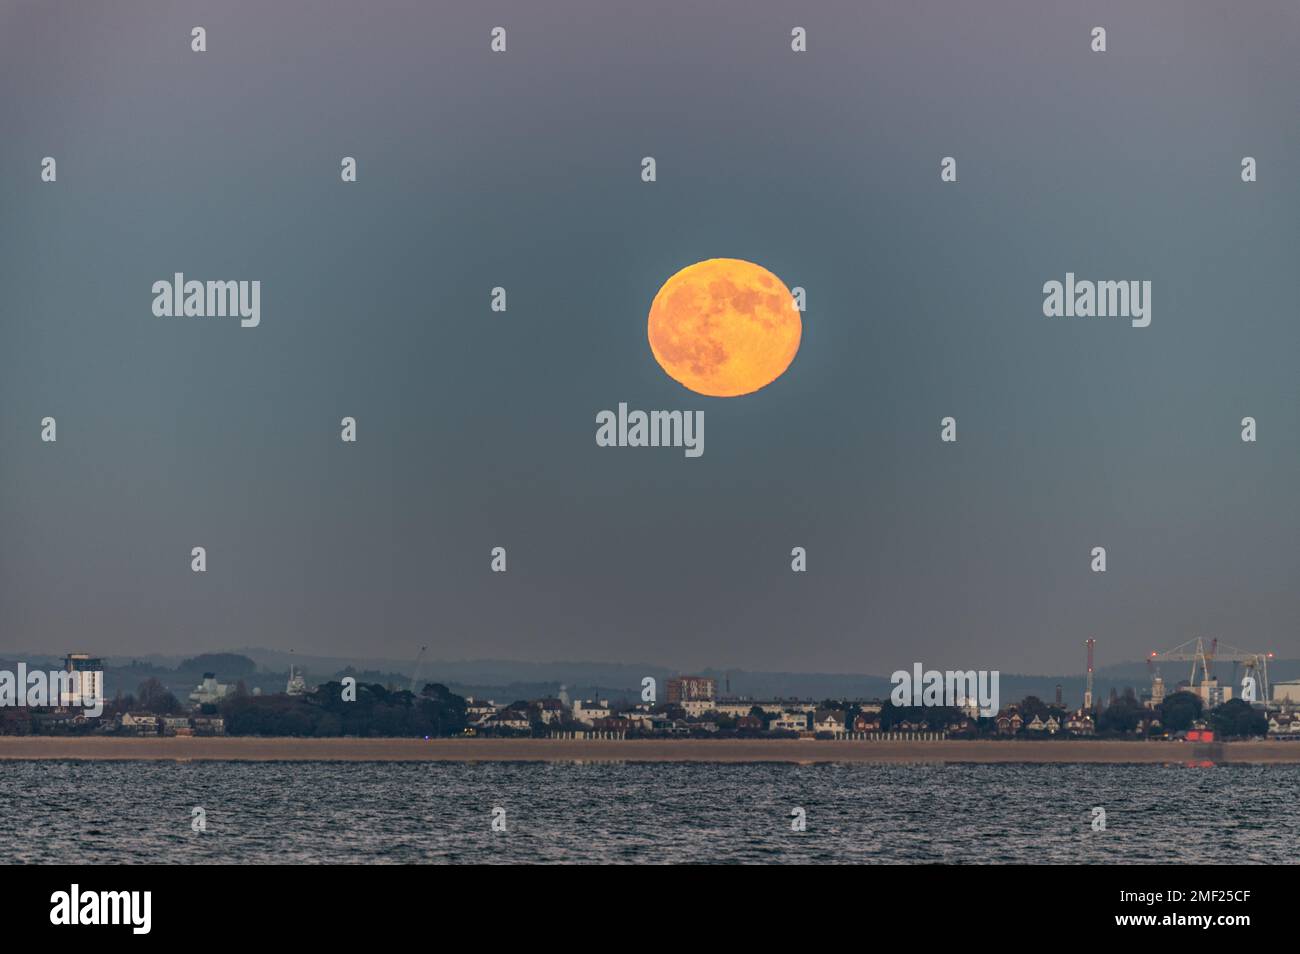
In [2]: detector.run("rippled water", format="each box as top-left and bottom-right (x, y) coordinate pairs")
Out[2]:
(2, 761), (1292, 863)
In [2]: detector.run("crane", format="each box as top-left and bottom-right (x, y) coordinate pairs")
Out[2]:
(1151, 638), (1271, 703)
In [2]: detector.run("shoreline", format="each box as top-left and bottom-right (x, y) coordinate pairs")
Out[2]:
(2, 737), (1299, 763)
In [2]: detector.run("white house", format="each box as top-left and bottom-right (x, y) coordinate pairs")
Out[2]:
(813, 710), (846, 735)
(770, 712), (808, 732)
(572, 699), (611, 726)
(118, 712), (158, 734)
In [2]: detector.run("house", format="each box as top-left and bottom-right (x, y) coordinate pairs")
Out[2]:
(770, 712), (808, 732)
(481, 709), (532, 733)
(533, 699), (566, 725)
(853, 713), (879, 733)
(117, 712), (158, 735)
(1025, 715), (1046, 732)
(813, 709), (846, 735)
(1065, 713), (1095, 736)
(1267, 716), (1300, 736)
(465, 698), (501, 725)
(995, 710), (1024, 735)
(161, 716), (192, 736)
(191, 715), (226, 737)
(617, 712), (656, 731)
(572, 699), (611, 726)
(1044, 716), (1060, 735)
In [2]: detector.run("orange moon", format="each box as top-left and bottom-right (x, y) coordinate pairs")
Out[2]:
(647, 258), (801, 397)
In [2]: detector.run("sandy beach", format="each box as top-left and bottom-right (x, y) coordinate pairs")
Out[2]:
(2, 736), (1298, 763)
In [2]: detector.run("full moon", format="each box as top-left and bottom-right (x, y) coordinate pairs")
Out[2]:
(647, 258), (801, 397)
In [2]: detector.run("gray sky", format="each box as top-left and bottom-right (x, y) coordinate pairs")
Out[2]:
(2, 0), (1298, 675)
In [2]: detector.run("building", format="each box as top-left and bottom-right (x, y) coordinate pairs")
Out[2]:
(1267, 715), (1300, 736)
(1065, 712), (1095, 735)
(117, 712), (158, 735)
(464, 698), (500, 723)
(995, 710), (1024, 735)
(712, 701), (778, 719)
(617, 711), (656, 731)
(666, 676), (716, 705)
(853, 713), (880, 733)
(533, 699), (566, 724)
(161, 716), (193, 737)
(1196, 678), (1232, 708)
(188, 673), (231, 706)
(58, 653), (104, 709)
(712, 700), (817, 719)
(191, 715), (226, 736)
(572, 699), (611, 725)
(1148, 675), (1166, 708)
(813, 709), (846, 735)
(769, 711), (808, 732)
(1273, 681), (1300, 705)
(681, 699), (718, 718)
(481, 709), (531, 732)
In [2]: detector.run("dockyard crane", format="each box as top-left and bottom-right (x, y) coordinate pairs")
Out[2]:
(1151, 638), (1271, 702)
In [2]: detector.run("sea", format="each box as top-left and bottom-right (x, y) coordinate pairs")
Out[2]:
(3, 761), (1294, 864)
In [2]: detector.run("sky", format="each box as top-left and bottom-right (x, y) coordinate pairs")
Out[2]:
(2, 0), (1298, 676)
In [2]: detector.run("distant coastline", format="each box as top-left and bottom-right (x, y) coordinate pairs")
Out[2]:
(3, 737), (1300, 764)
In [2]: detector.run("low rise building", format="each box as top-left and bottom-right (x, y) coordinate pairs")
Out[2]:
(191, 715), (225, 736)
(117, 712), (158, 735)
(533, 699), (566, 725)
(813, 709), (846, 735)
(481, 709), (532, 733)
(769, 712), (808, 732)
(853, 713), (880, 733)
(572, 699), (611, 725)
(161, 715), (192, 736)
(1273, 681), (1300, 705)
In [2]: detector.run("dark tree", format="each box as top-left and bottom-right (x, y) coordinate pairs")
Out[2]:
(136, 678), (182, 714)
(1208, 699), (1267, 739)
(1159, 691), (1204, 733)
